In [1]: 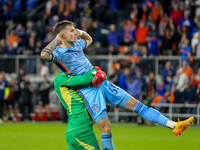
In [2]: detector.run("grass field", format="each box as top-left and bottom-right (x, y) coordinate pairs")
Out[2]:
(0, 122), (199, 150)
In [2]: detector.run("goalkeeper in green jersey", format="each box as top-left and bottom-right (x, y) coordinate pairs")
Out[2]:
(54, 68), (105, 150)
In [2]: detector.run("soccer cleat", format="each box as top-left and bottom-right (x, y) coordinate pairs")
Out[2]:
(173, 117), (194, 136)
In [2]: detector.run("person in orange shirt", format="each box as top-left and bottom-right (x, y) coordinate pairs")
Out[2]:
(192, 68), (200, 88)
(181, 60), (194, 81)
(151, 0), (163, 21)
(7, 29), (20, 48)
(136, 20), (149, 45)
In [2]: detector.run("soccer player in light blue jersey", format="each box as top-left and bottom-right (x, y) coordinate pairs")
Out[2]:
(41, 21), (194, 150)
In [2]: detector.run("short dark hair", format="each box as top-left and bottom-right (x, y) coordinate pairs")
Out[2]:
(53, 20), (74, 36)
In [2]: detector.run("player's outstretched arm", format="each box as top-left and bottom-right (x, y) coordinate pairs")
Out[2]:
(56, 68), (106, 88)
(77, 29), (93, 48)
(41, 33), (63, 61)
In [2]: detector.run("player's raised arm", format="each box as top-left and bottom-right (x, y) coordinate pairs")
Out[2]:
(76, 29), (93, 48)
(40, 33), (63, 62)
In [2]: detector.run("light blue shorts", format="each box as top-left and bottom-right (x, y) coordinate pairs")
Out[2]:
(78, 81), (131, 120)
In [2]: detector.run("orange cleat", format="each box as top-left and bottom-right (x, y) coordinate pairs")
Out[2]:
(173, 117), (194, 136)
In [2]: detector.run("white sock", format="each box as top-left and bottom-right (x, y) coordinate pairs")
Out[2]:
(165, 120), (177, 129)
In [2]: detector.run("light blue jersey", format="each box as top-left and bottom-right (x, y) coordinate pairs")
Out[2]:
(52, 39), (93, 75)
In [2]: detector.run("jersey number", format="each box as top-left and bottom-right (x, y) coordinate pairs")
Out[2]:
(109, 84), (119, 94)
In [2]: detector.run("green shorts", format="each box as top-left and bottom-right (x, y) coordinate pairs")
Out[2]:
(66, 126), (100, 150)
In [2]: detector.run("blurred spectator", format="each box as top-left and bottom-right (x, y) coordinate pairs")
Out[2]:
(140, 45), (148, 60)
(178, 32), (188, 51)
(118, 68), (130, 91)
(151, 0), (163, 21)
(122, 20), (136, 46)
(78, 0), (88, 11)
(148, 23), (158, 37)
(146, 72), (156, 99)
(17, 68), (26, 87)
(136, 20), (149, 45)
(170, 2), (182, 25)
(25, 36), (36, 74)
(91, 0), (104, 22)
(108, 45), (118, 55)
(166, 75), (174, 92)
(157, 79), (166, 96)
(179, 39), (192, 62)
(178, 10), (193, 34)
(134, 68), (146, 92)
(192, 68), (200, 89)
(129, 3), (140, 24)
(16, 68), (25, 111)
(80, 4), (92, 19)
(146, 35), (160, 56)
(181, 60), (194, 81)
(13, 0), (23, 11)
(182, 25), (193, 40)
(109, 0), (119, 10)
(4, 77), (20, 122)
(141, 0), (154, 10)
(108, 67), (120, 86)
(130, 42), (140, 64)
(126, 75), (141, 99)
(34, 40), (43, 55)
(192, 21), (200, 55)
(15, 24), (25, 39)
(45, 0), (57, 18)
(19, 75), (33, 121)
(87, 21), (102, 55)
(146, 13), (155, 29)
(80, 17), (92, 31)
(161, 61), (175, 85)
(25, 21), (38, 43)
(107, 24), (120, 48)
(182, 81), (198, 114)
(174, 68), (188, 103)
(0, 72), (8, 120)
(140, 3), (150, 21)
(40, 60), (50, 78)
(7, 29), (20, 50)
(0, 39), (7, 55)
(50, 0), (59, 19)
(159, 11), (169, 30)
(38, 75), (51, 121)
(160, 28), (173, 55)
(50, 15), (59, 28)
(2, 4), (14, 26)
(26, 0), (37, 11)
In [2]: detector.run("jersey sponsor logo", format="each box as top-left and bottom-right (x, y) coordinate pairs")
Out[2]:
(67, 52), (82, 59)
(93, 104), (99, 112)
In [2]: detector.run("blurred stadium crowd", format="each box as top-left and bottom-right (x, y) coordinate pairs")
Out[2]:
(0, 0), (200, 123)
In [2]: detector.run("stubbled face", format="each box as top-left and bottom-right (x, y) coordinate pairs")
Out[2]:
(63, 25), (79, 43)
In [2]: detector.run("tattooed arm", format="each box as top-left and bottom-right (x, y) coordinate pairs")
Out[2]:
(41, 33), (63, 61)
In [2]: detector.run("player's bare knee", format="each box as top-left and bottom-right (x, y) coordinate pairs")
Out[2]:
(103, 124), (111, 133)
(97, 118), (112, 133)
(124, 97), (138, 111)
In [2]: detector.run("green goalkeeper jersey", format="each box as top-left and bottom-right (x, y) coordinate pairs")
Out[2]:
(54, 70), (96, 132)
